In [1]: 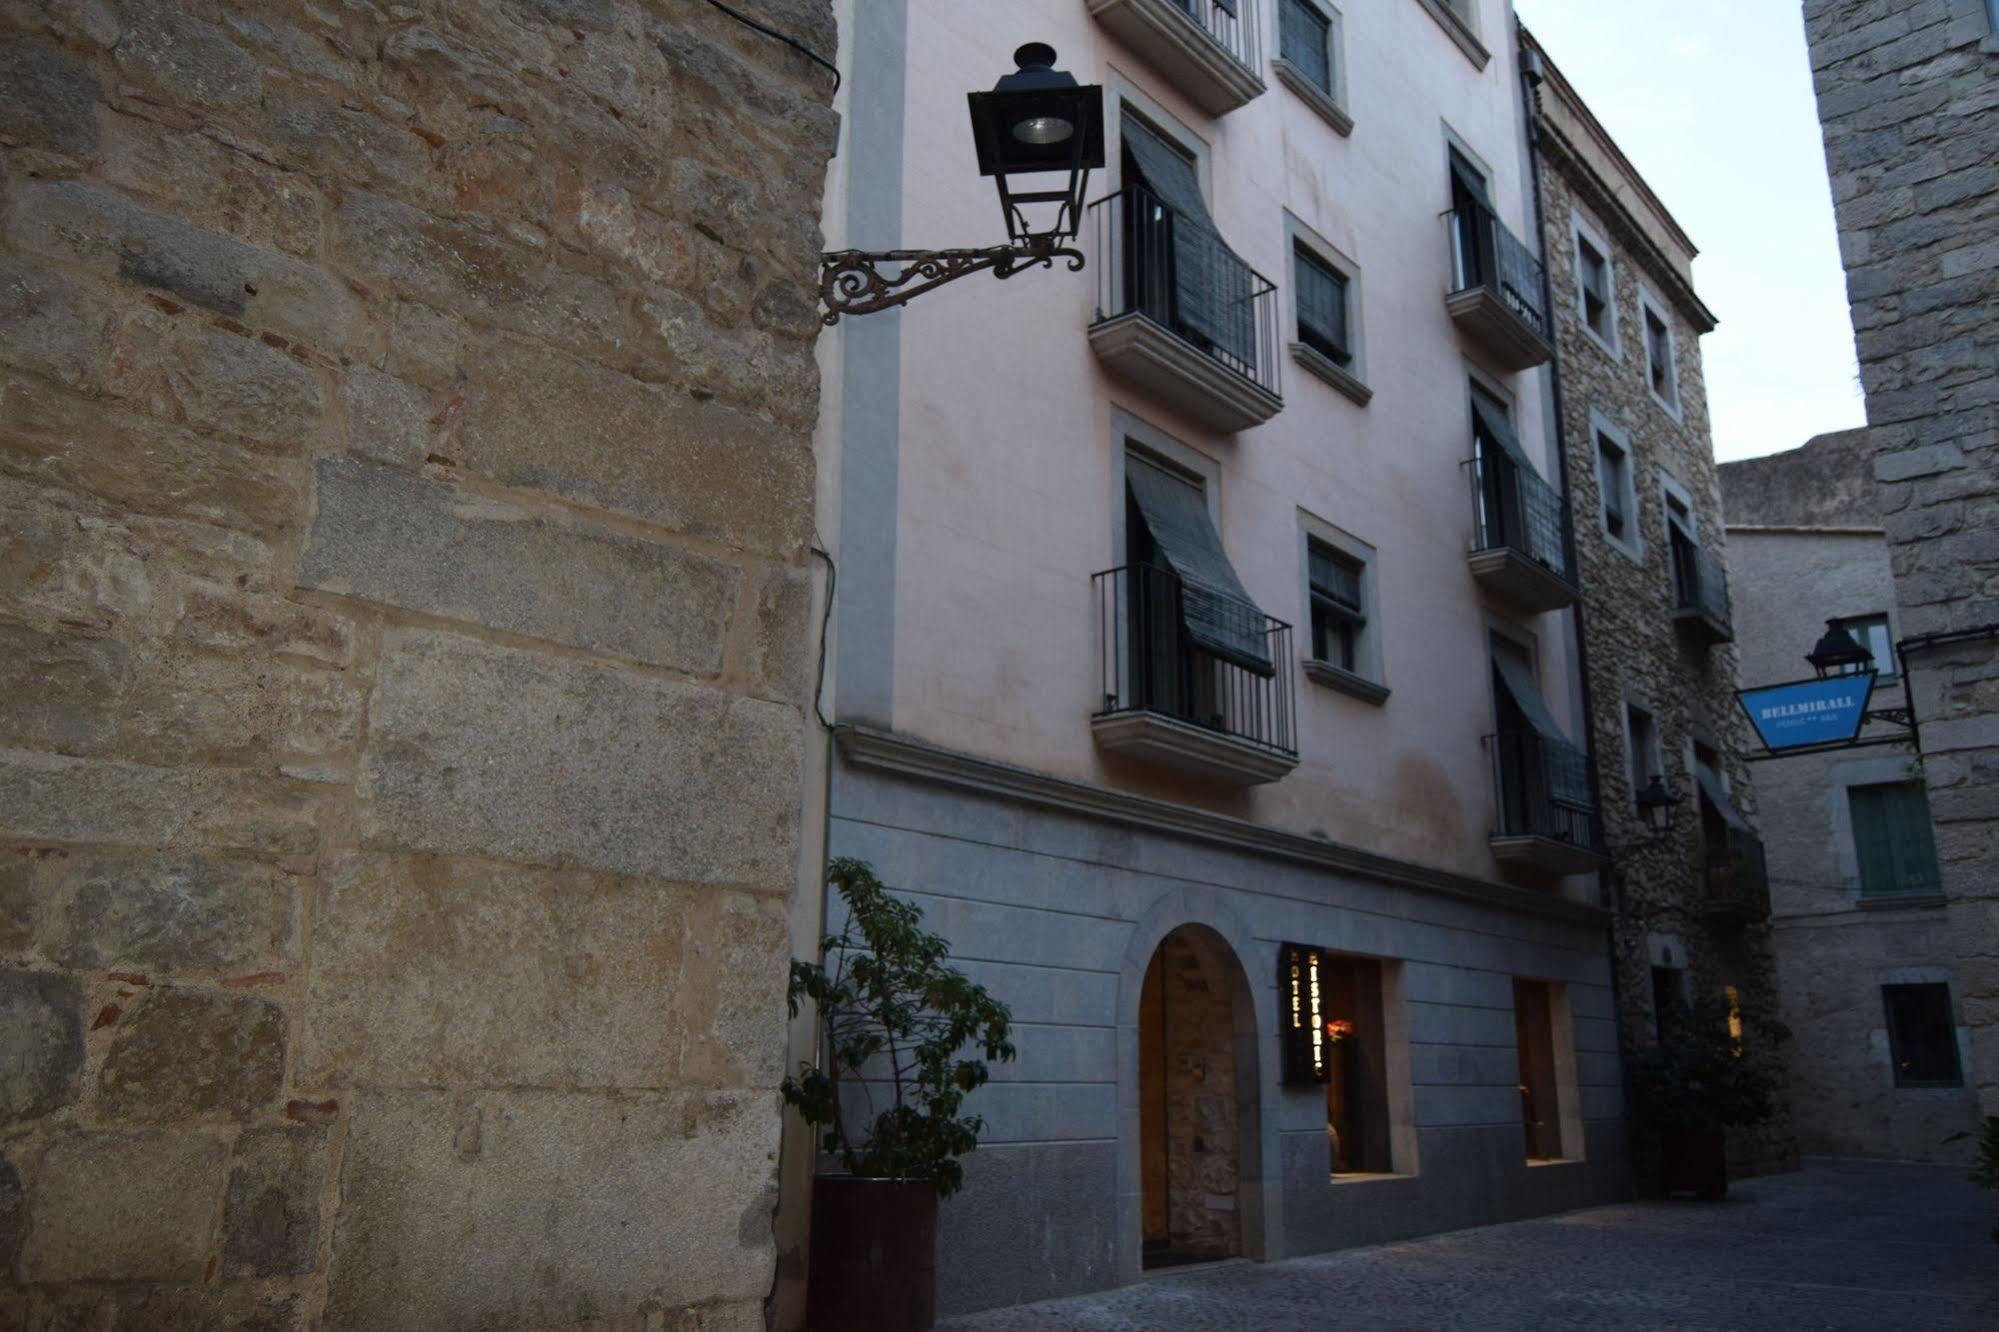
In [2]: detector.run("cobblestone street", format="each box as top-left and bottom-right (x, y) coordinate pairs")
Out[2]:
(941, 1160), (1998, 1330)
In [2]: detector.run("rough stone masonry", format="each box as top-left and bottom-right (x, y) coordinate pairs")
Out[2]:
(0, 1), (836, 1327)
(1802, 0), (1999, 1125)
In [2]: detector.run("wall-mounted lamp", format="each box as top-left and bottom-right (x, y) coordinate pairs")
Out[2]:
(1634, 775), (1677, 836)
(820, 44), (1104, 323)
(1805, 620), (1874, 679)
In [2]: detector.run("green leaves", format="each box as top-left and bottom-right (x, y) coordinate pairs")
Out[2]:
(1626, 994), (1791, 1134)
(1943, 1116), (1999, 1190)
(779, 858), (1016, 1198)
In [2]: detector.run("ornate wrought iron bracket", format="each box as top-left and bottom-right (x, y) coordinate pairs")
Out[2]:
(819, 242), (1084, 325)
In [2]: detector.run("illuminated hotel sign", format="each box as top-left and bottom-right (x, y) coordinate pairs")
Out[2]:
(1737, 672), (1876, 752)
(1279, 942), (1330, 1085)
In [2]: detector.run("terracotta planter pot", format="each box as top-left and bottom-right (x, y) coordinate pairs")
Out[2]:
(807, 1175), (938, 1332)
(1659, 1127), (1728, 1201)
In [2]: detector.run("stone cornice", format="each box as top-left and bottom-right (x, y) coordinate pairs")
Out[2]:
(833, 725), (1610, 926)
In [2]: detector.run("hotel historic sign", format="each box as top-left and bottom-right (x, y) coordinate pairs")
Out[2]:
(1737, 673), (1877, 752)
(1279, 942), (1331, 1085)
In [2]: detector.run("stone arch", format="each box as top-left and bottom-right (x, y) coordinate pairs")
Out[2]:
(1115, 887), (1276, 1281)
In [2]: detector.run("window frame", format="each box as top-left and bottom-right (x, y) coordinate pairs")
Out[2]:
(1297, 511), (1387, 703)
(1272, 0), (1352, 136)
(1284, 212), (1370, 406)
(1591, 412), (1641, 562)
(1881, 982), (1963, 1089)
(1846, 779), (1943, 899)
(1570, 209), (1619, 355)
(1638, 286), (1682, 421)
(1413, 0), (1489, 69)
(1623, 700), (1662, 807)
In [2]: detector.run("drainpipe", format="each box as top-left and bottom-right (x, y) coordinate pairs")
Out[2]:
(1517, 31), (1635, 1115)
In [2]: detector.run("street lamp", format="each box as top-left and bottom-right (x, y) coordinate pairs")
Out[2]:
(1634, 775), (1677, 836)
(1806, 620), (1873, 679)
(820, 43), (1104, 324)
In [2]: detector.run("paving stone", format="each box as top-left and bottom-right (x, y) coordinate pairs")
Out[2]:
(96, 988), (287, 1124)
(0, 969), (84, 1122)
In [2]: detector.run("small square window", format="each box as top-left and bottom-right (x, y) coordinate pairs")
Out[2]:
(1576, 233), (1612, 342)
(1881, 983), (1962, 1087)
(1643, 300), (1678, 411)
(1294, 246), (1352, 366)
(1832, 613), (1897, 681)
(1625, 704), (1659, 803)
(1307, 538), (1366, 673)
(1596, 434), (1632, 539)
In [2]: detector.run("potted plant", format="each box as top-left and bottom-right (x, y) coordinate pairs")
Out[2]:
(1624, 994), (1789, 1200)
(1943, 1115), (1998, 1243)
(784, 859), (1015, 1332)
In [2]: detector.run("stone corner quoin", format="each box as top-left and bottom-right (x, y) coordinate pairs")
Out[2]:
(0, 1), (836, 1327)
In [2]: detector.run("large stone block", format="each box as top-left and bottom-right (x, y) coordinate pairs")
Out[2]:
(49, 851), (300, 973)
(0, 39), (100, 155)
(301, 853), (691, 1088)
(6, 179), (358, 349)
(0, 749), (320, 854)
(359, 628), (801, 887)
(449, 334), (813, 557)
(114, 1286), (308, 1331)
(223, 1125), (330, 1277)
(100, 121), (325, 259)
(340, 366), (433, 468)
(0, 969), (84, 1122)
(20, 1131), (228, 1282)
(299, 458), (737, 672)
(324, 1089), (780, 1328)
(96, 988), (287, 1123)
(747, 564), (814, 704)
(675, 889), (791, 1091)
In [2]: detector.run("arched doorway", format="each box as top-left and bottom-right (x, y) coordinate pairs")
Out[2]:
(1137, 925), (1252, 1268)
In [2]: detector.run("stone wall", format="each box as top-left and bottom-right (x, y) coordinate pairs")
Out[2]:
(1802, 0), (1999, 1121)
(0, 2), (834, 1327)
(1534, 108), (1799, 1174)
(1156, 929), (1241, 1260)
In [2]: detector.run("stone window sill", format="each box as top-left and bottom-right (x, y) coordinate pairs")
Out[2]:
(1982, 33), (1999, 56)
(1291, 342), (1373, 407)
(1601, 525), (1644, 566)
(1271, 58), (1354, 137)
(1579, 321), (1620, 361)
(1649, 385), (1684, 424)
(1526, 1156), (1586, 1168)
(1858, 892), (1947, 911)
(1304, 659), (1390, 705)
(1328, 1170), (1416, 1185)
(1412, 0), (1490, 69)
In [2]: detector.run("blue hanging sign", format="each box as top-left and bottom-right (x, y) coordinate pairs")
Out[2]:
(1737, 673), (1877, 752)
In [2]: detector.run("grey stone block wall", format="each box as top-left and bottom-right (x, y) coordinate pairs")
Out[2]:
(1803, 0), (1999, 1123)
(829, 760), (1627, 1318)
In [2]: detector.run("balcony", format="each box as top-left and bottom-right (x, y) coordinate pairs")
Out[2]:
(1087, 0), (1266, 116)
(1467, 449), (1577, 613)
(1671, 535), (1734, 646)
(1088, 185), (1283, 433)
(1487, 731), (1605, 874)
(1092, 563), (1298, 786)
(1703, 828), (1772, 922)
(1446, 200), (1553, 372)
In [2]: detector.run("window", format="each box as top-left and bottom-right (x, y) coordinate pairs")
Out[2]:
(1651, 965), (1686, 1044)
(1882, 983), (1962, 1087)
(1833, 613), (1898, 682)
(1307, 539), (1364, 672)
(1575, 226), (1614, 347)
(1625, 704), (1660, 803)
(1596, 433), (1632, 539)
(1640, 291), (1679, 414)
(1294, 246), (1351, 366)
(1848, 781), (1942, 897)
(1279, 0), (1333, 95)
(1321, 953), (1393, 1175)
(1513, 979), (1570, 1162)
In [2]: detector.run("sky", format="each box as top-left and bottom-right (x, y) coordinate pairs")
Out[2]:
(1513, 0), (1867, 462)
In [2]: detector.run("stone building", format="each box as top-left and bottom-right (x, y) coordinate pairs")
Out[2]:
(1721, 431), (1983, 1162)
(1522, 30), (1797, 1177)
(0, 2), (834, 1327)
(789, 2), (1632, 1322)
(1801, 0), (1999, 1127)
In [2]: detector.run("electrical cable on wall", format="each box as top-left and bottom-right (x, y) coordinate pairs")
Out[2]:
(700, 0), (841, 93)
(810, 540), (837, 732)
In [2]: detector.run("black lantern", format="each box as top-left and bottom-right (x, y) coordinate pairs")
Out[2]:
(820, 43), (1105, 323)
(1806, 620), (1874, 678)
(1634, 775), (1677, 835)
(966, 43), (1105, 247)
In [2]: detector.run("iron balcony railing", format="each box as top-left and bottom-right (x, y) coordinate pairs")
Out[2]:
(1704, 827), (1772, 919)
(1468, 448), (1575, 586)
(1167, 0), (1263, 75)
(1670, 532), (1733, 631)
(1089, 184), (1281, 400)
(1094, 562), (1296, 759)
(1448, 198), (1551, 342)
(1487, 730), (1602, 853)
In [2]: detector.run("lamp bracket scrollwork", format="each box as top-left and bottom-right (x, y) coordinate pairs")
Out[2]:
(819, 241), (1084, 324)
